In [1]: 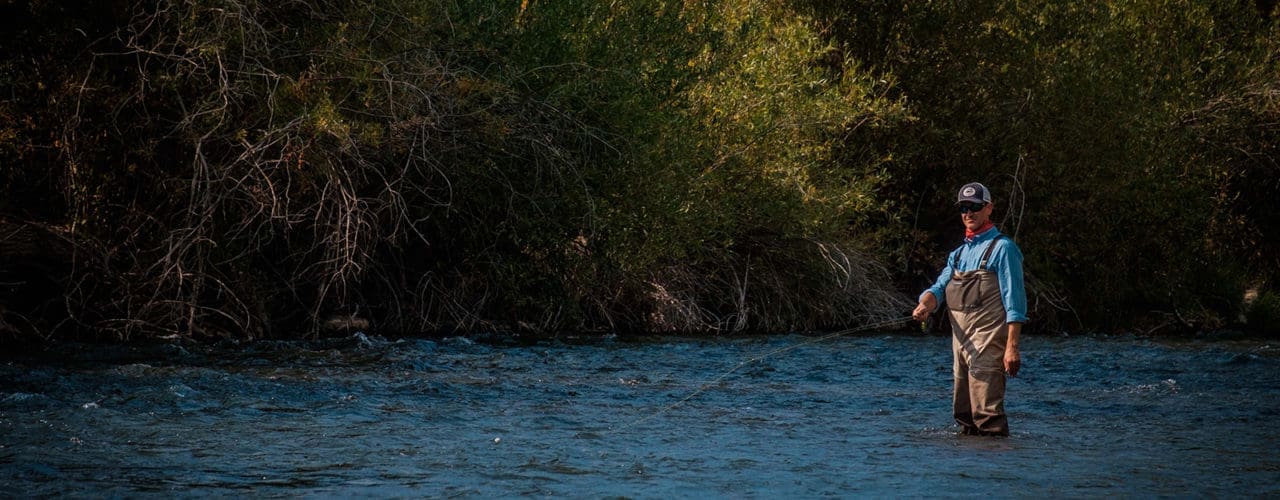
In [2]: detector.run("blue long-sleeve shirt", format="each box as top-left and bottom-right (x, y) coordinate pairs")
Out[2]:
(922, 226), (1028, 324)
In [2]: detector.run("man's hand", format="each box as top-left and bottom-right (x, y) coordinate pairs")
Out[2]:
(1004, 346), (1021, 377)
(1005, 322), (1023, 377)
(912, 292), (938, 322)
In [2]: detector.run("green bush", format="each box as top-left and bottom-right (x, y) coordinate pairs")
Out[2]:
(1, 0), (1276, 340)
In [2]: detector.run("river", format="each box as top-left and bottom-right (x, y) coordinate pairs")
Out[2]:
(2, 333), (1278, 497)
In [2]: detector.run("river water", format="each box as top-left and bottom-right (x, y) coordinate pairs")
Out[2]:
(2, 333), (1278, 497)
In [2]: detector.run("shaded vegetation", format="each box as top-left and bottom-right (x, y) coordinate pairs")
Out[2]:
(1, 0), (1276, 340)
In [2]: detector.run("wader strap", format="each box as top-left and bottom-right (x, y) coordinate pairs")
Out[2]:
(979, 235), (1003, 268)
(952, 235), (1005, 271)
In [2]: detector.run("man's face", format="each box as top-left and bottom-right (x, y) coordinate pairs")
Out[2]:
(959, 202), (993, 231)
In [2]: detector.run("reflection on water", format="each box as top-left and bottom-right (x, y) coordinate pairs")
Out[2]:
(2, 334), (1278, 496)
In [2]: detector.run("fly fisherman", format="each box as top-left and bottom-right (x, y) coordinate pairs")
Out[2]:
(912, 182), (1027, 436)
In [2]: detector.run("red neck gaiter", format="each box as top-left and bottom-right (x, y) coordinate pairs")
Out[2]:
(965, 221), (994, 240)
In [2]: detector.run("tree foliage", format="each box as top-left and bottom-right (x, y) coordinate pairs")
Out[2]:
(0, 0), (1276, 340)
(801, 0), (1280, 332)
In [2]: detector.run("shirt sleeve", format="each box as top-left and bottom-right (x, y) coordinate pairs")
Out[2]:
(996, 240), (1028, 323)
(923, 247), (959, 311)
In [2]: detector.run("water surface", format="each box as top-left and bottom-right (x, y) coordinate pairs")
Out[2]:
(2, 333), (1278, 496)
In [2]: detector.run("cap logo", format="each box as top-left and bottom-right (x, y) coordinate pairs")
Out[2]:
(962, 187), (976, 197)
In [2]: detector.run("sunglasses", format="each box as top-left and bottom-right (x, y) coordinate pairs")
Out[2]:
(958, 202), (988, 214)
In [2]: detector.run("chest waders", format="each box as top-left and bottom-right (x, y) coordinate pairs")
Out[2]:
(945, 235), (1010, 436)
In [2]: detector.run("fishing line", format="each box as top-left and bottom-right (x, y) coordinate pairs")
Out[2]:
(618, 314), (917, 430)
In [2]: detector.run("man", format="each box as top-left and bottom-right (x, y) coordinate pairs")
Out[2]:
(912, 182), (1027, 436)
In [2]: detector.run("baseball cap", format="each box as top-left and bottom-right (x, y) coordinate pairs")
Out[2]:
(956, 182), (992, 205)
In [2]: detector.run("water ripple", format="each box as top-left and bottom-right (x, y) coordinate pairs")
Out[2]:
(1, 334), (1278, 496)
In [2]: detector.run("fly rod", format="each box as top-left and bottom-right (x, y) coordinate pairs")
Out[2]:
(620, 314), (918, 430)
